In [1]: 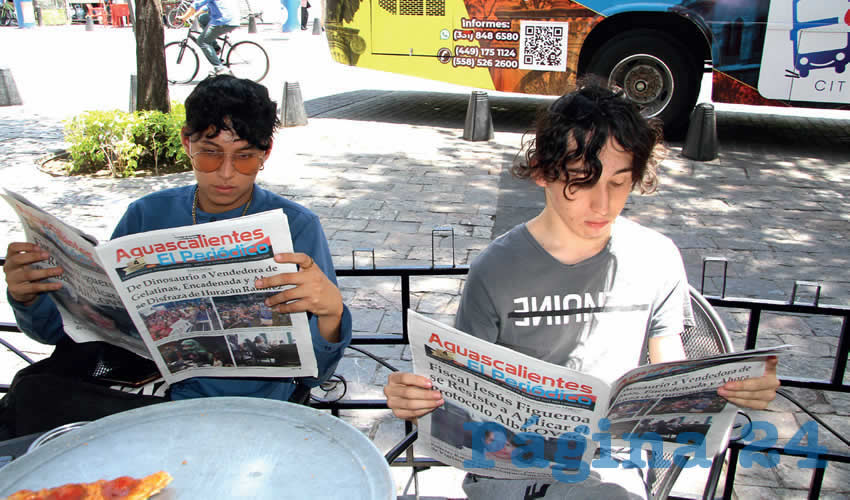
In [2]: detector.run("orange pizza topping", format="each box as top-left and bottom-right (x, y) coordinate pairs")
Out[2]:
(6, 471), (172, 500)
(101, 476), (142, 498)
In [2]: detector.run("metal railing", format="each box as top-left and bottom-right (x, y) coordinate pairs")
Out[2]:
(3, 252), (850, 498)
(699, 259), (850, 499)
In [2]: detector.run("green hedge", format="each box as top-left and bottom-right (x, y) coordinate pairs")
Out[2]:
(64, 103), (191, 177)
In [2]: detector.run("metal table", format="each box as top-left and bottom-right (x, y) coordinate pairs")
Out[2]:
(0, 397), (395, 499)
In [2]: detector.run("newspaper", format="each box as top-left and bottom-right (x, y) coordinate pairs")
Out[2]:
(2, 189), (318, 385)
(408, 310), (789, 481)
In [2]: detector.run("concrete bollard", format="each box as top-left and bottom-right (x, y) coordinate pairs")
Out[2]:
(85, 16), (94, 31)
(129, 74), (137, 112)
(280, 82), (308, 127)
(312, 18), (321, 35)
(462, 91), (494, 141)
(248, 15), (257, 33)
(0, 67), (23, 106)
(682, 103), (718, 161)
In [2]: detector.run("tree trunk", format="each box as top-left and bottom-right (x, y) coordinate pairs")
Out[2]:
(134, 0), (170, 113)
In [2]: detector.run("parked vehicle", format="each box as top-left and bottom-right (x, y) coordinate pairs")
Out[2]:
(323, 0), (850, 137)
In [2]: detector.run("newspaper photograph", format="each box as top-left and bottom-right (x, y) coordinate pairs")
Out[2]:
(408, 310), (788, 481)
(94, 210), (318, 384)
(1, 189), (149, 358)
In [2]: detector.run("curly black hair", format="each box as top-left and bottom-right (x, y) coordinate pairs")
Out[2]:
(183, 75), (281, 150)
(513, 77), (664, 197)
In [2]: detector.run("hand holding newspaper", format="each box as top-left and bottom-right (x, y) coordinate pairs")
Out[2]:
(2, 188), (317, 385)
(407, 310), (789, 482)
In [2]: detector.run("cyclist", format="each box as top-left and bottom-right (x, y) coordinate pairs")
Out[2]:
(178, 0), (241, 76)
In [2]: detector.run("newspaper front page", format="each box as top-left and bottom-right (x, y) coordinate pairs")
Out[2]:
(409, 311), (610, 480)
(3, 189), (318, 384)
(408, 310), (787, 481)
(94, 210), (318, 384)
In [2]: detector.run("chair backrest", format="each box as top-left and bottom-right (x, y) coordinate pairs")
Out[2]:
(642, 285), (733, 365)
(645, 285), (734, 500)
(682, 285), (734, 358)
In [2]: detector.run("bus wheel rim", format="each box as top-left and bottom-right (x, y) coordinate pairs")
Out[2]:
(608, 53), (674, 118)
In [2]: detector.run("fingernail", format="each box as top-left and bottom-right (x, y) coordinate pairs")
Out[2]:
(255, 279), (263, 288)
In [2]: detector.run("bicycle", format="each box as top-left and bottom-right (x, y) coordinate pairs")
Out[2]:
(164, 0), (192, 29)
(164, 25), (270, 83)
(0, 0), (18, 26)
(165, 0), (261, 29)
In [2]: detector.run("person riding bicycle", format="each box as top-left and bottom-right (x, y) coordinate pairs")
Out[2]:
(178, 0), (241, 76)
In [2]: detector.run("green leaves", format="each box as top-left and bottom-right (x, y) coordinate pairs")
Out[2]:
(63, 103), (190, 177)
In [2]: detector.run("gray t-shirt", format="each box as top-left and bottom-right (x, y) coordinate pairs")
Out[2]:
(456, 217), (693, 384)
(455, 218), (693, 500)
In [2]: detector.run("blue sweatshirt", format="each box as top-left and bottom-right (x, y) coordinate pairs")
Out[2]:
(10, 184), (352, 401)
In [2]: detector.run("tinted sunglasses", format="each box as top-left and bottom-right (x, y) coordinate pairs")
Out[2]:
(189, 149), (266, 175)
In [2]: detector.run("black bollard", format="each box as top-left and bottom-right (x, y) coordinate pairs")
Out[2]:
(129, 74), (137, 113)
(462, 91), (494, 141)
(0, 67), (23, 106)
(682, 103), (718, 161)
(280, 82), (308, 127)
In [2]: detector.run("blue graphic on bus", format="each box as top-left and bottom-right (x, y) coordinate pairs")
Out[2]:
(789, 0), (850, 77)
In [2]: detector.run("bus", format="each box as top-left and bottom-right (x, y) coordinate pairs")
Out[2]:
(322, 0), (850, 136)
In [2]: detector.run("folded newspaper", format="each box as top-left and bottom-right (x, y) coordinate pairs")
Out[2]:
(2, 188), (317, 385)
(408, 310), (789, 481)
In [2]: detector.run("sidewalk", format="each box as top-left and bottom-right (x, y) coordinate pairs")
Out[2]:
(1, 24), (850, 499)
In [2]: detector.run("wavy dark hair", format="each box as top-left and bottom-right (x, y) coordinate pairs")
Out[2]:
(183, 75), (281, 150)
(513, 77), (663, 197)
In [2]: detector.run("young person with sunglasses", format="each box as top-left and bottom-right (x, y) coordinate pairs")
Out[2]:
(2, 76), (351, 435)
(383, 80), (779, 499)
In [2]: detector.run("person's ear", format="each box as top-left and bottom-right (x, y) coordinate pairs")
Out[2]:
(533, 173), (548, 188)
(262, 138), (273, 162)
(181, 127), (192, 155)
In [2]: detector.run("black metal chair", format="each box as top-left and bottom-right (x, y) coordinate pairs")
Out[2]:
(385, 285), (736, 500)
(643, 285), (734, 500)
(0, 328), (35, 394)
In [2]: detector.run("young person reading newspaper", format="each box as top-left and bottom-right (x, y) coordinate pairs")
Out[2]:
(2, 76), (351, 437)
(384, 80), (779, 499)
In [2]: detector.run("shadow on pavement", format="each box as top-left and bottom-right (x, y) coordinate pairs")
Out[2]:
(490, 108), (850, 246)
(306, 90), (551, 134)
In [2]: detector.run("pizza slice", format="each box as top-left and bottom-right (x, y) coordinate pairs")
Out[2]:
(6, 470), (172, 500)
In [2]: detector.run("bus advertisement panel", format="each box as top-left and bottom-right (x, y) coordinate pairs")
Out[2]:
(323, 0), (849, 136)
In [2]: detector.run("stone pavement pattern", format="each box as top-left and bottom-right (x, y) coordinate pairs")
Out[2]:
(1, 24), (850, 499)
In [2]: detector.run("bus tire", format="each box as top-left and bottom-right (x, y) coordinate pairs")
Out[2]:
(586, 29), (701, 140)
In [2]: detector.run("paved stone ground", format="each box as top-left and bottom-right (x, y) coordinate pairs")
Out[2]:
(1, 24), (850, 499)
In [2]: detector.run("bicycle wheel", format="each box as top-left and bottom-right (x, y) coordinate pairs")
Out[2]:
(165, 2), (191, 28)
(164, 41), (199, 84)
(226, 41), (270, 82)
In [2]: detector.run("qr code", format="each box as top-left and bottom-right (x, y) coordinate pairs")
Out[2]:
(519, 21), (569, 72)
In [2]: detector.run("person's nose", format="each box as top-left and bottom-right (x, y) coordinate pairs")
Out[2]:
(218, 153), (237, 179)
(589, 183), (609, 215)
